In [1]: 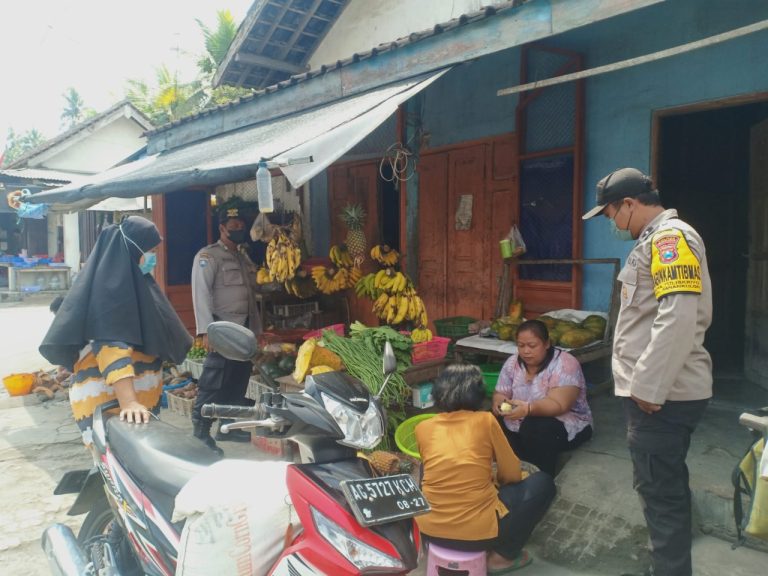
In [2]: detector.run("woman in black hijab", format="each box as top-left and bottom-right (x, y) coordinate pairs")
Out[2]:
(40, 216), (192, 443)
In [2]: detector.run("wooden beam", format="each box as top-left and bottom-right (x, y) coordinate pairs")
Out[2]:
(234, 53), (309, 75)
(498, 19), (768, 97)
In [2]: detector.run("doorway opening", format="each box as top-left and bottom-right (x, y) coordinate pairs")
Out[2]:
(655, 99), (768, 392)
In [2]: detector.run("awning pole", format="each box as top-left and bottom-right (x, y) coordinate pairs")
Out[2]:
(497, 19), (768, 97)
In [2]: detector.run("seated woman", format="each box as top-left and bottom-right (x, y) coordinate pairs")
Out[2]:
(492, 319), (593, 477)
(415, 364), (556, 574)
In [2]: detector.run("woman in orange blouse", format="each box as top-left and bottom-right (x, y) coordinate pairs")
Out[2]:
(415, 364), (556, 573)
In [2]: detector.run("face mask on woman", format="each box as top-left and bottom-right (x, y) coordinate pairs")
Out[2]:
(139, 252), (157, 275)
(120, 225), (157, 275)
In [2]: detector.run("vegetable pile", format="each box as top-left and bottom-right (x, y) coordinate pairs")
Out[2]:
(322, 322), (413, 449)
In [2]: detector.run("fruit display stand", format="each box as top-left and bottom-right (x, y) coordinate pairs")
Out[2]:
(453, 258), (621, 368)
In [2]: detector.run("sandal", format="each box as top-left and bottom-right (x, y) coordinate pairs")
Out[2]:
(487, 549), (533, 574)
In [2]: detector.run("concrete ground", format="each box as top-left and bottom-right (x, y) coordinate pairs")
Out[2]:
(2, 294), (768, 575)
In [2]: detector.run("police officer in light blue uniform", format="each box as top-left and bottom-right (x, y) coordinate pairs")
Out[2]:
(191, 208), (261, 452)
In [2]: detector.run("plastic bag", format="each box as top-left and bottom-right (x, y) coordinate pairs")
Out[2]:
(500, 225), (526, 258)
(250, 212), (275, 242)
(508, 224), (526, 256)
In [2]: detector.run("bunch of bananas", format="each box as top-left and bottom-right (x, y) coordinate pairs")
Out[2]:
(266, 232), (301, 282)
(372, 268), (411, 293)
(370, 244), (400, 266)
(284, 269), (317, 298)
(372, 289), (428, 326)
(354, 273), (380, 299)
(256, 267), (271, 285)
(329, 244), (354, 268)
(411, 326), (433, 343)
(311, 266), (360, 294)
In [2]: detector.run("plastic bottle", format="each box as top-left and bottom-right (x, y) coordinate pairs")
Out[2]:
(256, 161), (274, 213)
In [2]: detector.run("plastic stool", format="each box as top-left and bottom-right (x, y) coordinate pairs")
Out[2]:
(426, 543), (487, 576)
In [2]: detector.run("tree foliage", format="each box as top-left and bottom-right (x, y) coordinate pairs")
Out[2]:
(125, 9), (253, 127)
(1, 128), (46, 167)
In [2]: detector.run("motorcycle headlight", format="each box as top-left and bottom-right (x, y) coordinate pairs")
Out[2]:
(321, 392), (383, 450)
(311, 506), (404, 570)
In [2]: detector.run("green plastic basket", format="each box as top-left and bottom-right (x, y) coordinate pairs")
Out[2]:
(478, 363), (504, 397)
(395, 413), (436, 459)
(433, 316), (477, 339)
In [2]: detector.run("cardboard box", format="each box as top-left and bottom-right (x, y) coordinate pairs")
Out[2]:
(412, 382), (434, 409)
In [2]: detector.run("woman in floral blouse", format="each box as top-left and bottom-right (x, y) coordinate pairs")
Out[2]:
(492, 319), (593, 476)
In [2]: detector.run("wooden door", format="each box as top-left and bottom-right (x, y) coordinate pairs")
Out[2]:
(417, 135), (517, 325)
(328, 162), (380, 326)
(446, 145), (488, 318)
(418, 154), (449, 321)
(745, 118), (768, 386)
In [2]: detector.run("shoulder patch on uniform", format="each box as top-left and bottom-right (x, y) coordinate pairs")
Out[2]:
(198, 254), (210, 268)
(651, 228), (702, 300)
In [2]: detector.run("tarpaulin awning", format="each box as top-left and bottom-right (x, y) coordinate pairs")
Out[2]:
(31, 68), (450, 208)
(86, 196), (152, 212)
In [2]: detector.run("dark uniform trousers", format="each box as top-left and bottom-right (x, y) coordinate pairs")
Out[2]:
(192, 351), (254, 422)
(623, 398), (708, 576)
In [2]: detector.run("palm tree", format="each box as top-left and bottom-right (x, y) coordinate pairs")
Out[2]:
(196, 10), (238, 77)
(61, 88), (85, 129)
(124, 9), (252, 127)
(192, 10), (253, 109)
(126, 65), (198, 126)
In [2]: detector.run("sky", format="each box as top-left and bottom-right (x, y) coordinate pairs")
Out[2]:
(0, 0), (254, 145)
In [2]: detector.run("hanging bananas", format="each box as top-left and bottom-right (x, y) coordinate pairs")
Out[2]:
(370, 244), (400, 266)
(311, 266), (353, 295)
(256, 267), (271, 285)
(354, 273), (380, 299)
(366, 267), (428, 327)
(266, 232), (301, 282)
(329, 244), (354, 268)
(284, 269), (317, 298)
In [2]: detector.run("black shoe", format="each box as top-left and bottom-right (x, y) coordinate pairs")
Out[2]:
(216, 427), (252, 442)
(192, 419), (224, 456)
(200, 434), (224, 455)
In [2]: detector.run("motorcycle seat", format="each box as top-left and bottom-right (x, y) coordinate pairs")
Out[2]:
(106, 415), (222, 498)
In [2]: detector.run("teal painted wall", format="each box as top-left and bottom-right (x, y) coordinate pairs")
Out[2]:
(570, 0), (768, 309)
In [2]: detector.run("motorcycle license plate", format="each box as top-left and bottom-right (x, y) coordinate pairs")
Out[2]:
(340, 474), (430, 527)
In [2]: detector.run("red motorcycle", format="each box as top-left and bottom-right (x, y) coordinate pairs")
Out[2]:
(42, 322), (427, 575)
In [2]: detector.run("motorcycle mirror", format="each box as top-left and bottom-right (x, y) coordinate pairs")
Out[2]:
(207, 321), (258, 361)
(382, 341), (397, 375)
(375, 341), (398, 401)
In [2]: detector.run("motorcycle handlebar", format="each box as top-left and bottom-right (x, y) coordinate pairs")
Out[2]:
(201, 403), (267, 420)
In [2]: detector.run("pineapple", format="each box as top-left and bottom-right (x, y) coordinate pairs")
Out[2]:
(339, 204), (367, 264)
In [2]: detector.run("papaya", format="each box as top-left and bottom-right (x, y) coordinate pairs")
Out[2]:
(508, 299), (524, 321)
(497, 324), (517, 341)
(537, 315), (557, 330)
(558, 328), (598, 349)
(581, 315), (607, 338)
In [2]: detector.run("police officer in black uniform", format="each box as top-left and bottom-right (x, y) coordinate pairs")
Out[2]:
(191, 208), (261, 452)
